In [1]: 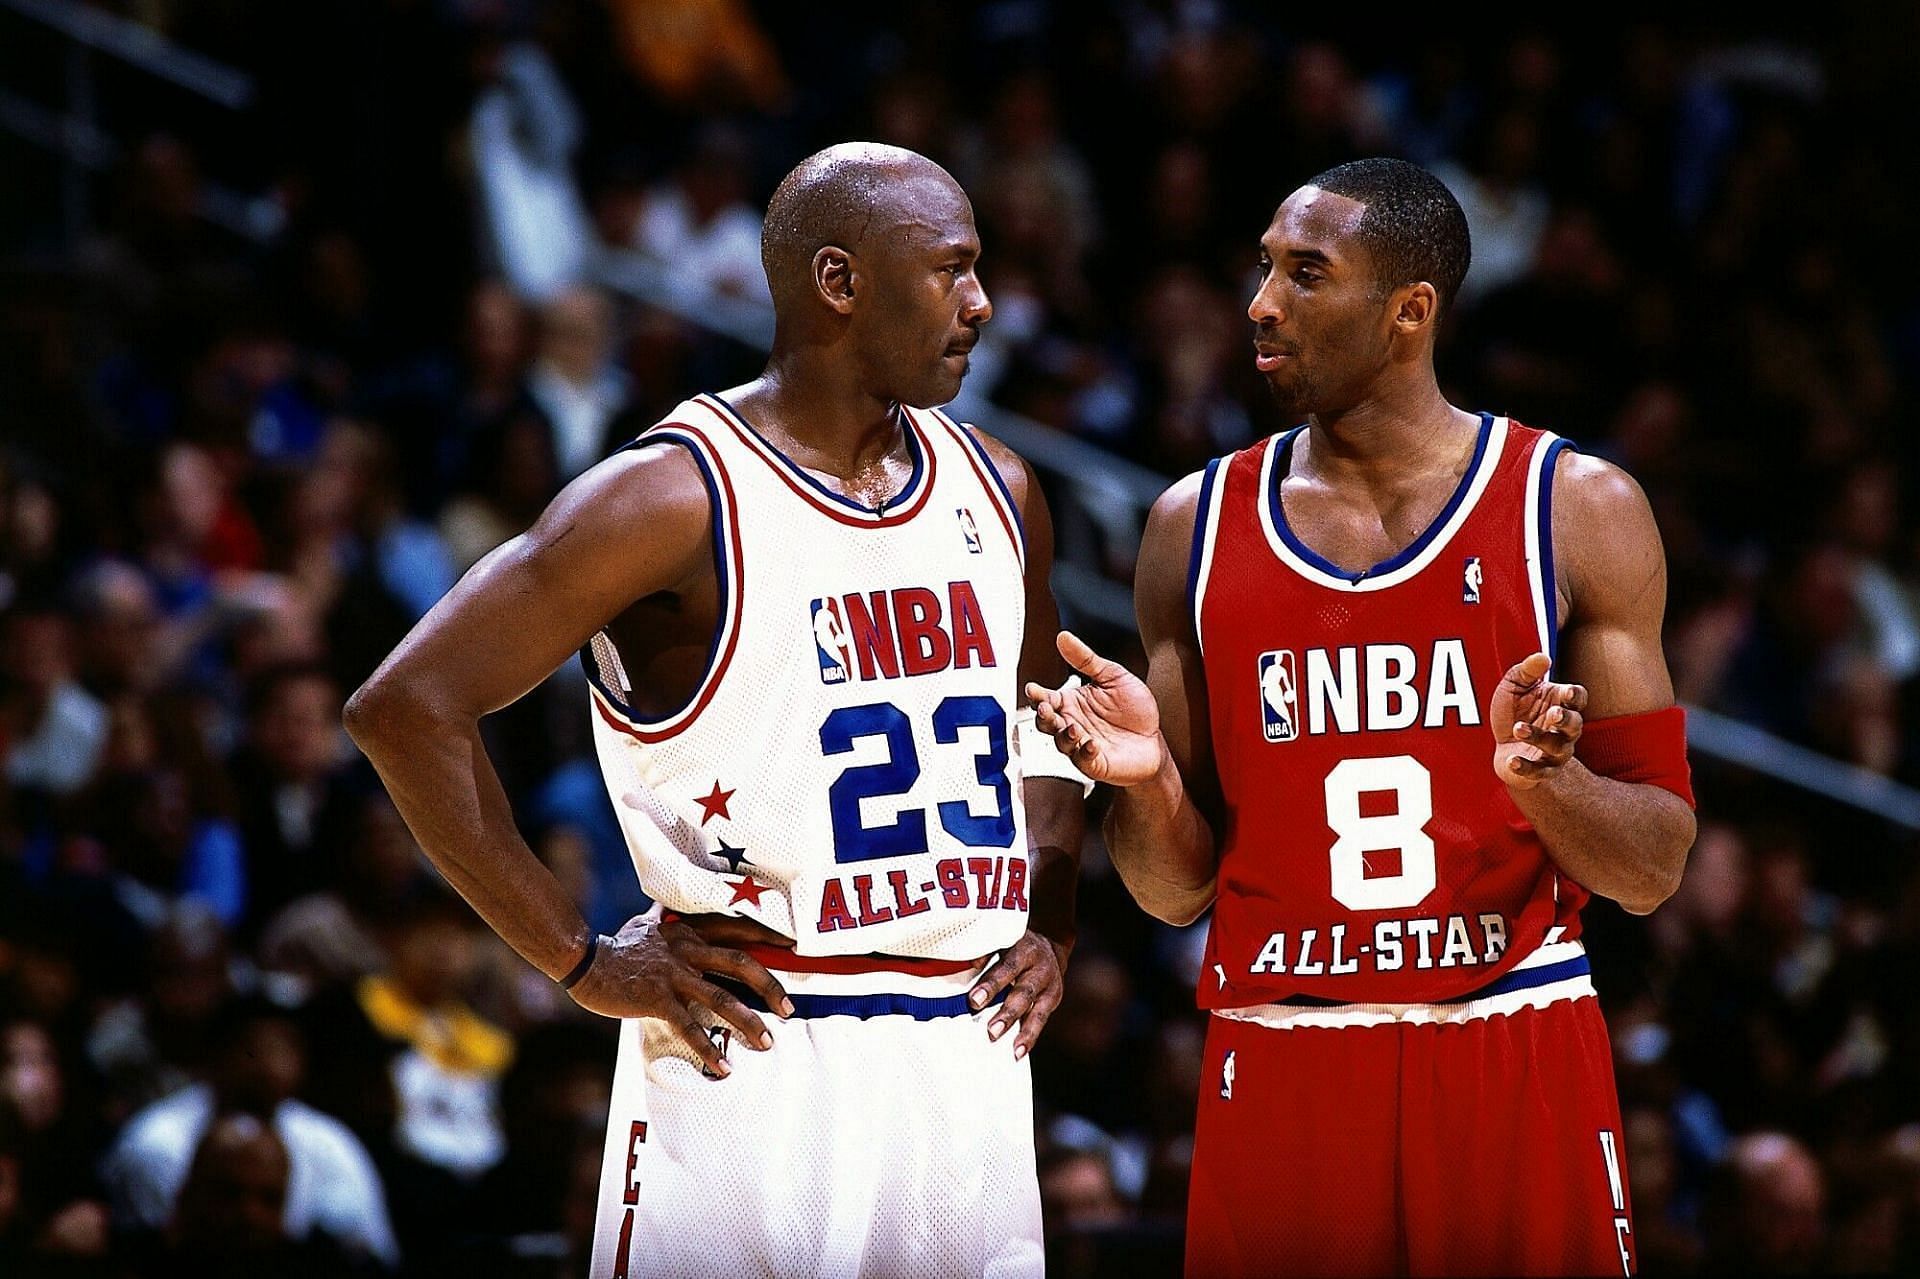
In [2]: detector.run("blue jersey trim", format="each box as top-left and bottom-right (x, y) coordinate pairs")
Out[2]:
(1267, 414), (1494, 583)
(1273, 951), (1593, 1008)
(1186, 457), (1223, 636)
(1537, 438), (1574, 666)
(703, 393), (926, 517)
(577, 430), (728, 727)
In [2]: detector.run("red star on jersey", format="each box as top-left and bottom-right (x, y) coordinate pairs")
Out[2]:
(727, 875), (768, 907)
(696, 781), (735, 825)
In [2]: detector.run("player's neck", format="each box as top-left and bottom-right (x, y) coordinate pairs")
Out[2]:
(726, 360), (906, 477)
(1298, 386), (1479, 489)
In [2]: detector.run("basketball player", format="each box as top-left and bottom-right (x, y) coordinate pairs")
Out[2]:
(1026, 159), (1696, 1277)
(346, 144), (1089, 1277)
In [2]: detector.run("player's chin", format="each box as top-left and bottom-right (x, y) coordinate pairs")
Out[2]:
(902, 362), (967, 409)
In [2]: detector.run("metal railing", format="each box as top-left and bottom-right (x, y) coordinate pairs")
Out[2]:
(592, 246), (1920, 831)
(1, 0), (274, 245)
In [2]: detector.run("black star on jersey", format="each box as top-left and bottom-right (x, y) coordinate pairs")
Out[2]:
(713, 840), (752, 873)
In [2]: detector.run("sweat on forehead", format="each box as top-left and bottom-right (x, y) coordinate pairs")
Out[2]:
(761, 144), (962, 285)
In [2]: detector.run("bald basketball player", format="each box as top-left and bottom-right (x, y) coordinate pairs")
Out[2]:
(346, 144), (1089, 1277)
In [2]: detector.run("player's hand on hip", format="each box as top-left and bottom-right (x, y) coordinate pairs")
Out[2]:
(1023, 631), (1163, 786)
(1490, 652), (1587, 789)
(567, 914), (795, 1077)
(968, 930), (1065, 1060)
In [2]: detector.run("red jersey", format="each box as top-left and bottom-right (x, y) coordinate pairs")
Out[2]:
(1191, 414), (1582, 1009)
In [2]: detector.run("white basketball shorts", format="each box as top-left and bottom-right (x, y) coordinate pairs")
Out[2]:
(589, 957), (1043, 1278)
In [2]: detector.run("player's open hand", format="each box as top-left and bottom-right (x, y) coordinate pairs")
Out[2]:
(567, 914), (795, 1078)
(967, 929), (1065, 1060)
(1023, 631), (1163, 786)
(1490, 652), (1587, 789)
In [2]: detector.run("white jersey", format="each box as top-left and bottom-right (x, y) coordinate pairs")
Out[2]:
(584, 393), (1032, 961)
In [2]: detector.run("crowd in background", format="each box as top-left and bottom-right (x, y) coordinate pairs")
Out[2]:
(3, 3), (1920, 1274)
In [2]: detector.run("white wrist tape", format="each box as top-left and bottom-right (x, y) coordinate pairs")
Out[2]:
(1015, 676), (1097, 796)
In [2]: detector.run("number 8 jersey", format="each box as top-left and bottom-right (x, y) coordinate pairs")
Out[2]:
(583, 394), (1031, 961)
(1190, 415), (1584, 1008)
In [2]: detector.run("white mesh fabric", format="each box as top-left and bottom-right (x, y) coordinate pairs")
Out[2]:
(588, 399), (1033, 961)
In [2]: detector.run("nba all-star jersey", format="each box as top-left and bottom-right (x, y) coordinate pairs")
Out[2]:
(1190, 413), (1588, 1010)
(583, 395), (1044, 1279)
(582, 393), (1033, 961)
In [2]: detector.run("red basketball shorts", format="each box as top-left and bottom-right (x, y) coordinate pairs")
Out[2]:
(1186, 940), (1635, 1278)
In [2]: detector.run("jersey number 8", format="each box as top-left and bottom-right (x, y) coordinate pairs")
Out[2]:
(1323, 755), (1437, 910)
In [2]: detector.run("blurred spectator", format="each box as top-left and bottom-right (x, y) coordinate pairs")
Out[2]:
(626, 124), (772, 309)
(147, 1111), (384, 1277)
(88, 903), (238, 1124)
(1432, 107), (1553, 308)
(2, 603), (108, 798)
(470, 37), (595, 303)
(100, 993), (398, 1268)
(526, 287), (632, 482)
(1703, 1130), (1828, 1273)
(606, 0), (790, 114)
(226, 662), (361, 932)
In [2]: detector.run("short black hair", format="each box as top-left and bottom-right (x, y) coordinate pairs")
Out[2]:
(1304, 158), (1471, 313)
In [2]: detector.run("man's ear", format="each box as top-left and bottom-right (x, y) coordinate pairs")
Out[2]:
(1394, 281), (1439, 334)
(815, 246), (856, 315)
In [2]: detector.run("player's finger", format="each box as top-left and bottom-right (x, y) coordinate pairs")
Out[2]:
(680, 974), (774, 1049)
(696, 946), (795, 1019)
(989, 978), (1042, 1043)
(1011, 988), (1061, 1059)
(1057, 631), (1123, 684)
(1023, 680), (1062, 712)
(1031, 701), (1071, 737)
(968, 950), (1023, 1011)
(665, 1002), (730, 1077)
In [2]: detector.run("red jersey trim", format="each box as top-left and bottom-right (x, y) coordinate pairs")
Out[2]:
(585, 424), (746, 744)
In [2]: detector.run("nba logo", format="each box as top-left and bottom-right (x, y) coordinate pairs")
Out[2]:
(957, 508), (982, 554)
(1257, 650), (1298, 742)
(810, 598), (853, 684)
(1463, 557), (1482, 604)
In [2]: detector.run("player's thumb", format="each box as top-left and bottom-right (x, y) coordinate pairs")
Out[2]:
(1506, 652), (1552, 687)
(1056, 631), (1113, 681)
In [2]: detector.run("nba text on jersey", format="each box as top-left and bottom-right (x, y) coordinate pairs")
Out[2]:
(1257, 639), (1480, 743)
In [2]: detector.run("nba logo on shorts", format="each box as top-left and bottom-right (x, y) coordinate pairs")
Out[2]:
(1257, 650), (1298, 742)
(1463, 556), (1482, 604)
(957, 507), (982, 554)
(810, 598), (853, 684)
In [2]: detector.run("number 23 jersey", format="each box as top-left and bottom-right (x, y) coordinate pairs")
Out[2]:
(584, 394), (1032, 961)
(1191, 415), (1584, 1008)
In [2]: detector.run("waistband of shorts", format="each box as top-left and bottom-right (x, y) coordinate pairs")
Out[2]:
(720, 964), (1004, 1021)
(1213, 937), (1594, 1031)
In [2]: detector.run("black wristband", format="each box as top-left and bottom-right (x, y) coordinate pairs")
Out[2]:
(557, 932), (602, 991)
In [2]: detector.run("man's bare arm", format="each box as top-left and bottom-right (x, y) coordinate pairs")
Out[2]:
(343, 445), (790, 1066)
(963, 433), (1087, 1056)
(1500, 453), (1697, 915)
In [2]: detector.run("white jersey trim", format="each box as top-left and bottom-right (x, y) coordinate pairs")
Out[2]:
(1212, 937), (1591, 1031)
(1187, 458), (1227, 655)
(1524, 430), (1573, 666)
(1257, 416), (1511, 592)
